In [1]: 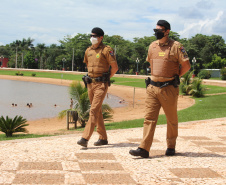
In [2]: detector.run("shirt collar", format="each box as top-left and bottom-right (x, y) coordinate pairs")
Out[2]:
(91, 42), (104, 49)
(157, 39), (170, 46)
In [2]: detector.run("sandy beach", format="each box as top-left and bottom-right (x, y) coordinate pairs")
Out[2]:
(0, 74), (195, 135)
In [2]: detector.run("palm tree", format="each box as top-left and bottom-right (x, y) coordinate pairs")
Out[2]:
(0, 116), (28, 137)
(179, 70), (194, 95)
(189, 78), (206, 97)
(36, 43), (46, 69)
(58, 81), (113, 127)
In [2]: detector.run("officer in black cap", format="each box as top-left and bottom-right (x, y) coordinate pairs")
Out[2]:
(91, 27), (104, 36)
(77, 27), (118, 148)
(129, 20), (191, 158)
(157, 20), (171, 30)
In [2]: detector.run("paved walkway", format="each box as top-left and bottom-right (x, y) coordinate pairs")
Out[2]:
(0, 118), (226, 184)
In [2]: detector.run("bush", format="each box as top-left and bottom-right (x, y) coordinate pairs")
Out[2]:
(139, 69), (146, 75)
(220, 68), (226, 80)
(188, 78), (206, 97)
(31, 73), (36, 77)
(179, 71), (193, 95)
(198, 70), (211, 79)
(0, 116), (28, 137)
(127, 69), (134, 75)
(15, 71), (24, 76)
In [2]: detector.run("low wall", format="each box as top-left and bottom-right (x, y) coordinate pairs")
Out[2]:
(201, 69), (221, 78)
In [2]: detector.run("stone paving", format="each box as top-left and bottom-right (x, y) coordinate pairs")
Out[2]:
(0, 118), (226, 185)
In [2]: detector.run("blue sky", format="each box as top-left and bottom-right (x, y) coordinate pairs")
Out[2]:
(0, 0), (226, 46)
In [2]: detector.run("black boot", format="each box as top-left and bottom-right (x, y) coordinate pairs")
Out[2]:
(77, 138), (88, 147)
(94, 139), (108, 146)
(129, 148), (149, 158)
(165, 148), (175, 156)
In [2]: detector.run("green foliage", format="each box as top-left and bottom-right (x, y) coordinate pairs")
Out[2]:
(139, 69), (146, 75)
(204, 54), (226, 69)
(15, 71), (24, 76)
(126, 69), (134, 74)
(188, 78), (206, 97)
(220, 68), (226, 80)
(0, 116), (28, 137)
(2, 32), (226, 75)
(31, 73), (36, 77)
(58, 81), (113, 127)
(198, 70), (211, 79)
(179, 71), (193, 95)
(24, 51), (37, 69)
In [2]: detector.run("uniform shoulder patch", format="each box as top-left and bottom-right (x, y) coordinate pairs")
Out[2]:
(106, 45), (114, 56)
(178, 44), (188, 58)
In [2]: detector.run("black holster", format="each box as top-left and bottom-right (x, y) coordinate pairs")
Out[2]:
(82, 74), (92, 88)
(173, 75), (180, 87)
(145, 77), (151, 88)
(102, 72), (111, 86)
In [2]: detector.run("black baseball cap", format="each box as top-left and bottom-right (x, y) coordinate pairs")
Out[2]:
(157, 20), (171, 30)
(91, 27), (104, 36)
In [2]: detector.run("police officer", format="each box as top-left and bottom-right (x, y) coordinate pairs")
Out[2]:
(77, 27), (118, 147)
(129, 20), (191, 158)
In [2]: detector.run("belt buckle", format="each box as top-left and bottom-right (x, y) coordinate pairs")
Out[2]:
(92, 78), (96, 83)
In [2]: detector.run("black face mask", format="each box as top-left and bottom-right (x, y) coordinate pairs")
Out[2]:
(155, 31), (165, 40)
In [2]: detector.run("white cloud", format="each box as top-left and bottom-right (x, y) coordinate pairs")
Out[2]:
(0, 0), (226, 45)
(179, 11), (224, 39)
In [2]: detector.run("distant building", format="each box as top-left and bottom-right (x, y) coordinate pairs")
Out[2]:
(0, 58), (9, 67)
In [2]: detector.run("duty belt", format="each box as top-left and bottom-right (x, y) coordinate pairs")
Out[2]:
(90, 77), (103, 83)
(150, 79), (175, 88)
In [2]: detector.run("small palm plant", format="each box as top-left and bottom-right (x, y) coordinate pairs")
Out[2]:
(58, 81), (113, 127)
(189, 78), (206, 97)
(0, 116), (28, 137)
(180, 70), (194, 95)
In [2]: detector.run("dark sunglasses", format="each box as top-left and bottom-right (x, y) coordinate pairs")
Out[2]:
(90, 34), (100, 38)
(153, 29), (165, 33)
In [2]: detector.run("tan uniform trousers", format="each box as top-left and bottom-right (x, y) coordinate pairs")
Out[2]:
(139, 84), (179, 151)
(82, 82), (108, 141)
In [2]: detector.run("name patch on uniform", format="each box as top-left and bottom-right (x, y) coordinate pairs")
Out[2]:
(96, 53), (100, 58)
(158, 52), (165, 57)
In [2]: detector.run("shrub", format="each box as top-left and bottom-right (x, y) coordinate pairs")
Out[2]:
(31, 73), (36, 77)
(139, 69), (146, 75)
(179, 71), (193, 95)
(220, 68), (226, 80)
(128, 69), (134, 75)
(188, 78), (206, 97)
(0, 116), (28, 137)
(198, 70), (211, 79)
(15, 71), (24, 76)
(58, 81), (113, 128)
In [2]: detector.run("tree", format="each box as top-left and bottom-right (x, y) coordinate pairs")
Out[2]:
(24, 51), (37, 69)
(0, 116), (28, 137)
(58, 81), (113, 127)
(188, 78), (206, 97)
(36, 43), (46, 69)
(204, 54), (226, 69)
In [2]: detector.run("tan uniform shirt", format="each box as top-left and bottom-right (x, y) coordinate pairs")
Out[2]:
(83, 42), (117, 78)
(146, 39), (189, 82)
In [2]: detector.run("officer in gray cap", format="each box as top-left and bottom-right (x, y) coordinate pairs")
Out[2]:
(129, 20), (191, 158)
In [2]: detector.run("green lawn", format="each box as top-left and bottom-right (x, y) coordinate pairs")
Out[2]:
(0, 134), (53, 141)
(105, 94), (226, 130)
